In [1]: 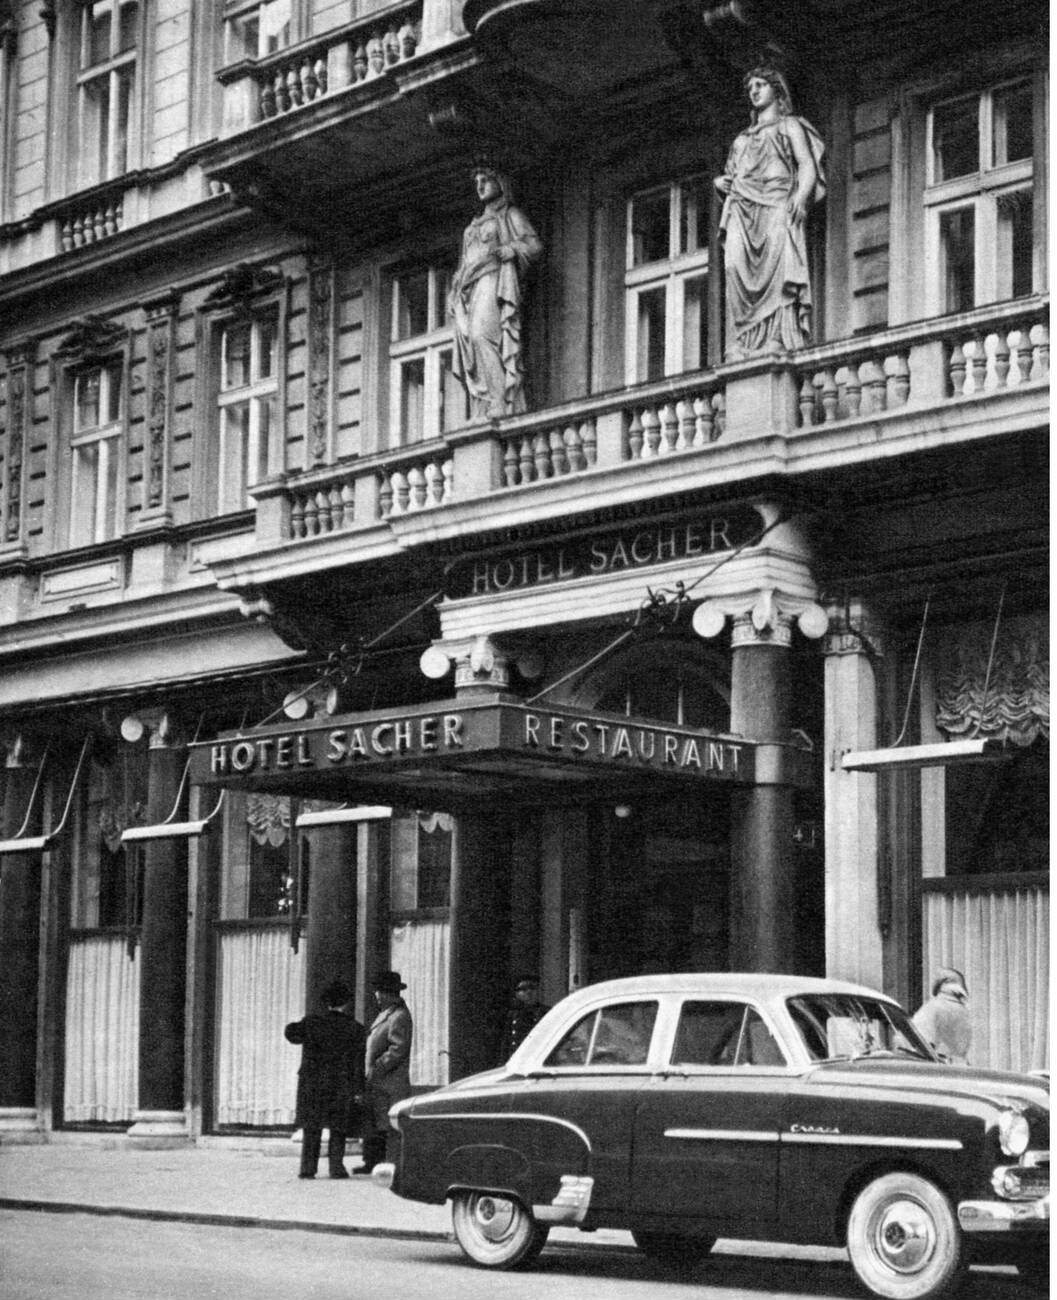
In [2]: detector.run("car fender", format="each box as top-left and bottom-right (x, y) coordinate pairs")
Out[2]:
(447, 1143), (532, 1204)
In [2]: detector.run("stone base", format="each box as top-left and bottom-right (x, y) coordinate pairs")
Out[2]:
(126, 1109), (190, 1148)
(0, 1108), (44, 1144)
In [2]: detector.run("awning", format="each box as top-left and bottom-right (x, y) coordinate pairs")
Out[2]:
(188, 695), (812, 810)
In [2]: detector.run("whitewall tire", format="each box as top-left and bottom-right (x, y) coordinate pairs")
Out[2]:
(846, 1172), (966, 1300)
(451, 1190), (549, 1269)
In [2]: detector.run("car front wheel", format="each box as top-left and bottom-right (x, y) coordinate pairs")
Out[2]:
(632, 1229), (715, 1271)
(846, 1172), (966, 1300)
(451, 1190), (549, 1269)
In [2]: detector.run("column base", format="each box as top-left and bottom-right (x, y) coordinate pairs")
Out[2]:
(0, 1108), (44, 1143)
(126, 1110), (190, 1148)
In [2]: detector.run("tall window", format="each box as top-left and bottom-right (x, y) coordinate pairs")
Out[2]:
(390, 811), (452, 913)
(78, 0), (139, 186)
(216, 306), (279, 513)
(389, 263), (468, 445)
(625, 176), (712, 383)
(224, 0), (293, 63)
(925, 78), (1036, 311)
(70, 361), (123, 546)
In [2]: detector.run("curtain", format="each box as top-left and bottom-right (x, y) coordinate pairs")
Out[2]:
(922, 884), (1048, 1074)
(390, 918), (450, 1087)
(63, 935), (139, 1122)
(215, 925), (305, 1125)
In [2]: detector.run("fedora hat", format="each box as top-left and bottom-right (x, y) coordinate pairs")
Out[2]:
(372, 970), (407, 994)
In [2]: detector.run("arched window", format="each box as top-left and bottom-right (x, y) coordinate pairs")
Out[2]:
(575, 638), (730, 732)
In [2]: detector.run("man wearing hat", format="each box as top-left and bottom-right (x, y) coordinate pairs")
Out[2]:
(355, 970), (413, 1174)
(913, 968), (972, 1065)
(499, 976), (550, 1063)
(284, 979), (365, 1179)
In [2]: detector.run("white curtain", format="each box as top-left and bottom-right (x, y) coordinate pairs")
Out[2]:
(64, 935), (139, 1122)
(390, 918), (450, 1087)
(215, 925), (305, 1125)
(922, 884), (1048, 1074)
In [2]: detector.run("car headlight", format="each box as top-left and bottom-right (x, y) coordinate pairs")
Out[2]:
(997, 1109), (1030, 1157)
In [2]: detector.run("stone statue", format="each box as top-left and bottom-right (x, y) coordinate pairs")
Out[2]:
(448, 166), (542, 419)
(714, 67), (825, 357)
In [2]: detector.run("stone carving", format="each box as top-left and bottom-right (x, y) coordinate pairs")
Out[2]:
(4, 346), (30, 545)
(144, 294), (178, 513)
(307, 258), (333, 464)
(54, 315), (125, 363)
(449, 166), (542, 419)
(715, 67), (825, 357)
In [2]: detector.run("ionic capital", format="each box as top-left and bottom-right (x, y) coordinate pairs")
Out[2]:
(693, 587), (829, 649)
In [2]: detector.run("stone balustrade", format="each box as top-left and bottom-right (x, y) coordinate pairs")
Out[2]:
(946, 320), (1048, 396)
(220, 3), (422, 133)
(378, 452), (454, 517)
(289, 476), (356, 538)
(797, 351), (910, 426)
(625, 386), (726, 458)
(500, 420), (597, 486)
(59, 199), (123, 253)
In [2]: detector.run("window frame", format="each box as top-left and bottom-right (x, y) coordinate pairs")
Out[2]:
(386, 261), (468, 448)
(222, 0), (300, 66)
(69, 359), (125, 547)
(540, 998), (662, 1074)
(668, 998), (789, 1071)
(75, 0), (144, 189)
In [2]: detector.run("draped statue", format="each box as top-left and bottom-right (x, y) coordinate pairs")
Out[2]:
(714, 67), (825, 357)
(448, 167), (542, 419)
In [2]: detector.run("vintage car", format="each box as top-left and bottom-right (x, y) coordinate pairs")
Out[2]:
(374, 974), (1049, 1299)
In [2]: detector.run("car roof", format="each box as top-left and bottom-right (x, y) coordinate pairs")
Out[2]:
(555, 972), (898, 1007)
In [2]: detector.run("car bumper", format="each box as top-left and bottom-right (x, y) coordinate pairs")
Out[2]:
(958, 1194), (1050, 1233)
(372, 1162), (396, 1191)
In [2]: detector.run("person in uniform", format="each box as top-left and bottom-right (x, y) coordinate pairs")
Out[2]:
(355, 970), (413, 1173)
(499, 976), (550, 1063)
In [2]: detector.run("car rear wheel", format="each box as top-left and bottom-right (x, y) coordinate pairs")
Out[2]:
(846, 1172), (966, 1300)
(632, 1230), (715, 1271)
(451, 1190), (549, 1269)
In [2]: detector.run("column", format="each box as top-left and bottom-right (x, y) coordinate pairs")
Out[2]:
(823, 606), (884, 986)
(0, 739), (43, 1132)
(129, 715), (188, 1141)
(302, 824), (357, 1011)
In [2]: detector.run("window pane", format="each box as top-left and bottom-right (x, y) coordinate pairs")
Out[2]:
(439, 349), (467, 433)
(104, 363), (122, 423)
(417, 815), (452, 909)
(118, 1), (139, 53)
(683, 274), (708, 371)
(393, 271), (431, 340)
(399, 357), (425, 441)
(83, 76), (111, 186)
(103, 434), (120, 536)
(993, 81), (1033, 166)
(248, 837), (294, 917)
(219, 402), (249, 511)
(256, 309), (279, 381)
(636, 286), (667, 381)
(545, 1012), (595, 1067)
(71, 443), (101, 544)
(222, 321), (252, 389)
(997, 190), (1033, 299)
(251, 394), (274, 486)
(226, 13), (260, 62)
(588, 1002), (657, 1065)
(434, 264), (455, 330)
(75, 371), (102, 431)
(932, 95), (979, 182)
(672, 1001), (746, 1065)
(739, 1008), (786, 1065)
(88, 5), (112, 65)
(261, 0), (291, 53)
(630, 188), (670, 266)
(940, 207), (975, 312)
(679, 176), (711, 255)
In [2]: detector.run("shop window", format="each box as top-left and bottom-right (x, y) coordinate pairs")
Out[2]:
(215, 305), (280, 514)
(390, 810), (452, 913)
(598, 663), (729, 732)
(224, 0), (293, 63)
(924, 78), (1037, 311)
(624, 175), (712, 382)
(68, 360), (124, 547)
(77, 0), (139, 187)
(220, 793), (308, 919)
(388, 263), (468, 445)
(70, 748), (148, 930)
(944, 744), (1048, 875)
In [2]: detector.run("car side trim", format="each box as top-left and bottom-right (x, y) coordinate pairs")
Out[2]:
(782, 1133), (964, 1150)
(665, 1128), (779, 1142)
(413, 1111), (592, 1152)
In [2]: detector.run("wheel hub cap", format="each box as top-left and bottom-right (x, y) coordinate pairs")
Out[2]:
(874, 1198), (935, 1273)
(473, 1195), (516, 1242)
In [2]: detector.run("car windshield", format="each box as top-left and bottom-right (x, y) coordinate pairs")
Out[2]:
(787, 994), (935, 1063)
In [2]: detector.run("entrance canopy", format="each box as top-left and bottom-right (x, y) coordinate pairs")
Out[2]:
(189, 695), (811, 811)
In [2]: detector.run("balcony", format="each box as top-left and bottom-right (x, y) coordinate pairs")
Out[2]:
(236, 296), (1047, 588)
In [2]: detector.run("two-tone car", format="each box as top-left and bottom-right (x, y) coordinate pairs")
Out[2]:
(374, 973), (1049, 1299)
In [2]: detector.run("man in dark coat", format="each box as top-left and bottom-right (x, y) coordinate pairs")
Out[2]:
(355, 970), (413, 1173)
(285, 979), (365, 1180)
(499, 976), (550, 1063)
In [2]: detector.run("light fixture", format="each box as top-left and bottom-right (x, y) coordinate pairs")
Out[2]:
(0, 737), (92, 856)
(419, 646), (451, 680)
(614, 805), (632, 819)
(295, 805), (392, 828)
(282, 690), (311, 720)
(120, 714), (145, 743)
(841, 738), (1009, 772)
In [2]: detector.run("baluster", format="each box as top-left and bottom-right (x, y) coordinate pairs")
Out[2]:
(1013, 329), (1033, 386)
(353, 42), (368, 81)
(424, 461), (443, 506)
(798, 375), (816, 426)
(385, 25), (400, 64)
(94, 207), (107, 241)
(104, 204), (118, 237)
(692, 394), (712, 445)
(518, 435), (534, 484)
(259, 75), (276, 117)
(340, 482), (355, 528)
(290, 496), (306, 538)
(378, 473), (393, 518)
(114, 201), (123, 231)
(533, 433), (550, 479)
(441, 459), (455, 502)
(860, 360), (885, 412)
(302, 493), (319, 536)
(991, 332), (1010, 391)
(967, 337), (987, 394)
(549, 428), (568, 475)
(72, 214), (85, 247)
(408, 465), (427, 510)
(320, 490), (334, 533)
(1030, 323), (1049, 381)
(710, 391), (726, 440)
(327, 487), (342, 532)
(656, 403), (675, 454)
(503, 439), (519, 487)
(61, 219), (74, 253)
(395, 470), (412, 514)
(641, 407), (661, 458)
(315, 57), (328, 96)
(580, 420), (596, 467)
(563, 424), (584, 473)
(287, 67), (302, 108)
(844, 362), (862, 417)
(398, 22), (417, 59)
(885, 354), (910, 407)
(275, 69), (290, 113)
(674, 399), (693, 450)
(626, 410), (643, 460)
(300, 58), (315, 103)
(819, 368), (838, 421)
(367, 35), (385, 75)
(948, 341), (966, 396)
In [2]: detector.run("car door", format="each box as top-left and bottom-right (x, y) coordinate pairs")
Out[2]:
(520, 997), (660, 1214)
(629, 998), (789, 1235)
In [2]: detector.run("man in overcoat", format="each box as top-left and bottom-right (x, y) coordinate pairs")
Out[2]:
(285, 979), (365, 1179)
(355, 970), (413, 1173)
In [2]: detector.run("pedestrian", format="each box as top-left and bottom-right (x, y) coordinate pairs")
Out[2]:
(499, 976), (550, 1063)
(912, 967), (972, 1065)
(355, 970), (413, 1174)
(284, 979), (365, 1180)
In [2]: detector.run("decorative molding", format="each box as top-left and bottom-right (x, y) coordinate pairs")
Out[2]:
(453, 635), (511, 690)
(307, 257), (334, 465)
(3, 342), (33, 547)
(693, 587), (828, 649)
(203, 262), (284, 315)
(142, 293), (180, 517)
(246, 793), (291, 847)
(936, 622), (1049, 748)
(54, 315), (126, 364)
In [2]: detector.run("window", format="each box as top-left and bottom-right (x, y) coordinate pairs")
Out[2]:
(925, 78), (1036, 311)
(70, 360), (123, 546)
(215, 306), (279, 513)
(390, 811), (453, 912)
(544, 1001), (658, 1067)
(389, 262), (469, 445)
(787, 994), (930, 1062)
(224, 0), (292, 63)
(78, 0), (139, 186)
(671, 1001), (786, 1068)
(220, 793), (308, 919)
(71, 748), (148, 930)
(625, 176), (712, 382)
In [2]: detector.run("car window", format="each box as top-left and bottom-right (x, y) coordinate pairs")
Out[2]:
(787, 994), (933, 1062)
(544, 1001), (658, 1067)
(672, 1001), (786, 1067)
